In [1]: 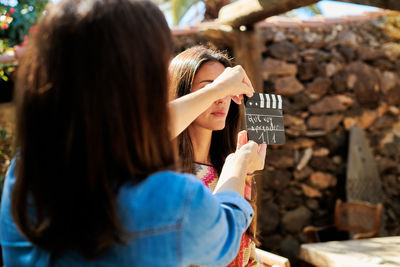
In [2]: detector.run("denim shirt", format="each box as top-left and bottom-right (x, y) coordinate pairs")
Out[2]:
(0, 160), (253, 266)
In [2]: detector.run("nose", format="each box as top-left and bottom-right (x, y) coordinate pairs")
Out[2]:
(216, 95), (231, 105)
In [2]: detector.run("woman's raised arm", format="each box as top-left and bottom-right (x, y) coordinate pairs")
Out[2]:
(169, 65), (254, 139)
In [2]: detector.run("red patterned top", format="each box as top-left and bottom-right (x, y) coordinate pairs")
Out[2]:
(193, 163), (259, 267)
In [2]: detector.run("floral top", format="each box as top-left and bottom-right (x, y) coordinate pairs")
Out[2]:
(194, 163), (259, 267)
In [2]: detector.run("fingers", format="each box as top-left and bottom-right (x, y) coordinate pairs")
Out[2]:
(258, 143), (267, 160)
(237, 65), (254, 97)
(236, 130), (248, 150)
(232, 95), (242, 104)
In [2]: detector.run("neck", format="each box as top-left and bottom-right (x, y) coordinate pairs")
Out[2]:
(188, 125), (212, 165)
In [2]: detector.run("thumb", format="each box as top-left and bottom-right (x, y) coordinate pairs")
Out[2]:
(236, 130), (248, 150)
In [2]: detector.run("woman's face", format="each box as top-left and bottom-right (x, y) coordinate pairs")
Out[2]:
(190, 61), (231, 131)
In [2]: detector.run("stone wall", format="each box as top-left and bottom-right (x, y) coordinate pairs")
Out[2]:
(173, 10), (400, 263)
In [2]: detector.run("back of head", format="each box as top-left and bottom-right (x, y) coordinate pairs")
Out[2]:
(12, 0), (175, 258)
(169, 46), (239, 174)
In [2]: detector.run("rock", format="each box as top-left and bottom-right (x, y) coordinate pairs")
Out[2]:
(278, 190), (303, 209)
(310, 172), (337, 189)
(384, 85), (400, 106)
(285, 138), (315, 150)
(377, 157), (398, 174)
(298, 61), (321, 81)
(389, 106), (400, 115)
(284, 114), (306, 129)
(305, 77), (331, 99)
(300, 49), (330, 61)
(357, 110), (378, 130)
(338, 46), (356, 62)
(296, 147), (313, 171)
(268, 40), (299, 62)
(309, 157), (337, 173)
(309, 95), (354, 114)
(337, 31), (358, 47)
(282, 206), (312, 233)
(294, 166), (313, 181)
(274, 76), (304, 96)
(372, 58), (394, 71)
(346, 61), (380, 108)
(382, 174), (400, 196)
(307, 114), (344, 132)
(264, 169), (292, 191)
(262, 58), (297, 79)
(382, 42), (400, 61)
(305, 199), (319, 210)
(267, 149), (295, 169)
(302, 184), (322, 198)
(279, 236), (300, 264)
(325, 62), (343, 77)
(344, 117), (357, 130)
(260, 201), (281, 234)
(357, 46), (382, 61)
(313, 147), (330, 157)
(331, 71), (348, 93)
(380, 71), (398, 94)
(261, 234), (282, 251)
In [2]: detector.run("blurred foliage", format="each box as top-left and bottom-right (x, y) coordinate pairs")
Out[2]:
(155, 0), (229, 26)
(285, 3), (322, 18)
(0, 0), (48, 46)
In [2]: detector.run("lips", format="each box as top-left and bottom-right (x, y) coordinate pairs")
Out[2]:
(211, 111), (226, 117)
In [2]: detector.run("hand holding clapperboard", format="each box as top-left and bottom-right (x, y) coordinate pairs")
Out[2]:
(243, 93), (286, 145)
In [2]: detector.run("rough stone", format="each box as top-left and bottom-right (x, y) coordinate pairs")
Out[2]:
(307, 114), (344, 132)
(337, 31), (358, 47)
(302, 184), (322, 198)
(282, 206), (312, 233)
(274, 76), (304, 96)
(293, 166), (313, 181)
(264, 169), (292, 191)
(267, 149), (295, 169)
(309, 95), (354, 114)
(380, 71), (398, 94)
(262, 58), (297, 79)
(384, 85), (400, 105)
(357, 46), (382, 61)
(382, 42), (400, 61)
(346, 61), (381, 108)
(305, 77), (331, 99)
(338, 46), (356, 62)
(305, 199), (319, 210)
(309, 157), (337, 173)
(331, 71), (348, 92)
(260, 201), (281, 234)
(285, 138), (315, 150)
(313, 147), (330, 157)
(278, 190), (303, 209)
(279, 236), (300, 264)
(310, 172), (338, 190)
(268, 40), (299, 62)
(298, 61), (321, 81)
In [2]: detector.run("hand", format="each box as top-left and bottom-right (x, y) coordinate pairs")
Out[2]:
(236, 130), (267, 174)
(209, 65), (254, 104)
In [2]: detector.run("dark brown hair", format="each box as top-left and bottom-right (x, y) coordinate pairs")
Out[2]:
(12, 0), (175, 258)
(169, 46), (258, 244)
(169, 46), (239, 175)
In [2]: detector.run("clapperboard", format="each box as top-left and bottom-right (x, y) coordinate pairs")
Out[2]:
(244, 93), (285, 145)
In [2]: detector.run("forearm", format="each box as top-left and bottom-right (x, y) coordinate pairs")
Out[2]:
(168, 84), (224, 139)
(213, 154), (248, 196)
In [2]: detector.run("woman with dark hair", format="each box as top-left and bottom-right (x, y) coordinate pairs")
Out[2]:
(169, 46), (265, 267)
(0, 0), (267, 266)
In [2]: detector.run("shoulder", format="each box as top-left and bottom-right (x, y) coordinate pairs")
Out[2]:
(117, 171), (208, 230)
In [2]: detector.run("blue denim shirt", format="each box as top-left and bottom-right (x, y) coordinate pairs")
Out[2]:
(0, 160), (253, 266)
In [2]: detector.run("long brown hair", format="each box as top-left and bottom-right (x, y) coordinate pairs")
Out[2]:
(12, 0), (175, 258)
(169, 46), (239, 175)
(169, 46), (258, 244)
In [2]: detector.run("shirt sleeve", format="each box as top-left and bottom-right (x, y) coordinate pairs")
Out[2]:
(180, 176), (254, 267)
